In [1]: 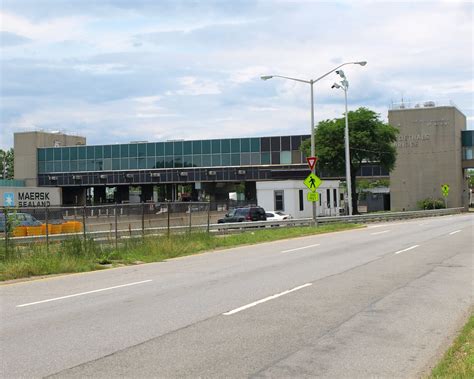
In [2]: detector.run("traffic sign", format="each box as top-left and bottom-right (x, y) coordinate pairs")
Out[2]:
(306, 156), (318, 171)
(304, 173), (322, 192)
(441, 184), (450, 197)
(307, 192), (319, 202)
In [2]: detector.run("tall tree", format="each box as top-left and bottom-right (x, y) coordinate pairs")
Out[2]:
(0, 148), (14, 179)
(301, 107), (398, 214)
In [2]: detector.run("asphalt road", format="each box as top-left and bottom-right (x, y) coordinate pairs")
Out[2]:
(1, 213), (472, 378)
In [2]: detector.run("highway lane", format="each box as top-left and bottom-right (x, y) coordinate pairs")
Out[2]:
(1, 213), (472, 378)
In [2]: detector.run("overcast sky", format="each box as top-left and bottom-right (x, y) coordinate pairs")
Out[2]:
(1, 0), (472, 149)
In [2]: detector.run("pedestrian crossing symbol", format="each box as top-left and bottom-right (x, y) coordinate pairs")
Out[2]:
(441, 184), (449, 197)
(304, 173), (322, 192)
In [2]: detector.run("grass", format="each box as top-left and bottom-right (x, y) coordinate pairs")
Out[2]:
(0, 223), (361, 281)
(430, 314), (474, 379)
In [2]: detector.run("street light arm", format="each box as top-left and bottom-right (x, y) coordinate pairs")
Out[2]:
(264, 74), (311, 84)
(313, 61), (366, 83)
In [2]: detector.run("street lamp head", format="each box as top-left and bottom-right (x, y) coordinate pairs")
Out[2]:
(356, 61), (367, 66)
(335, 69), (346, 79)
(331, 83), (342, 89)
(260, 75), (273, 80)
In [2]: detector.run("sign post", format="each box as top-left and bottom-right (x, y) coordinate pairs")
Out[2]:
(441, 184), (450, 208)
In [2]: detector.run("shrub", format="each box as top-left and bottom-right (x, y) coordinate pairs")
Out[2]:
(417, 198), (446, 210)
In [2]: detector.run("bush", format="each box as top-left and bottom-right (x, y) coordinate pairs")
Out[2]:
(417, 198), (446, 210)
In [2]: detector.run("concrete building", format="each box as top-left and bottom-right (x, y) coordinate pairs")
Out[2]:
(14, 131), (85, 187)
(389, 102), (471, 211)
(256, 180), (341, 218)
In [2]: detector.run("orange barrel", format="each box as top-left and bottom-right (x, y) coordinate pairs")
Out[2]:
(27, 226), (43, 236)
(41, 224), (52, 235)
(12, 226), (27, 237)
(50, 224), (63, 234)
(61, 222), (76, 233)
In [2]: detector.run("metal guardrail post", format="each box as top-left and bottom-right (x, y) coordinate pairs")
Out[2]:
(207, 201), (210, 234)
(45, 206), (49, 253)
(141, 202), (145, 239)
(82, 205), (86, 242)
(114, 203), (118, 249)
(189, 204), (192, 233)
(167, 201), (170, 238)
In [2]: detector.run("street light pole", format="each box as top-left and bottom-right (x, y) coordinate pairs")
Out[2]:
(343, 85), (352, 216)
(261, 61), (366, 224)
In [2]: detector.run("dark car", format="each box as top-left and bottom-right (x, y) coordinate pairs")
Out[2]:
(218, 206), (267, 223)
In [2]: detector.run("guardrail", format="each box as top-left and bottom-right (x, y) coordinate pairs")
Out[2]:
(2, 207), (465, 245)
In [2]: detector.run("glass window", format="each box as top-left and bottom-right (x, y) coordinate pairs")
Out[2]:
(174, 141), (183, 155)
(121, 158), (129, 170)
(146, 143), (155, 156)
(291, 135), (302, 150)
(120, 144), (129, 158)
(261, 152), (271, 164)
(281, 136), (290, 150)
(165, 142), (173, 155)
(202, 154), (211, 166)
(78, 160), (86, 171)
(221, 154), (231, 166)
(104, 145), (112, 158)
(146, 157), (155, 168)
(165, 156), (174, 168)
(261, 137), (270, 152)
(86, 146), (94, 159)
(280, 151), (291, 164)
(70, 160), (78, 171)
(231, 153), (240, 166)
(250, 138), (260, 152)
(112, 145), (120, 158)
(129, 144), (138, 157)
(193, 140), (202, 154)
(292, 150), (302, 164)
(96, 160), (103, 170)
(193, 155), (202, 167)
(241, 138), (250, 152)
(174, 156), (183, 168)
(53, 161), (62, 172)
(183, 155), (193, 167)
(112, 159), (120, 170)
(183, 141), (192, 155)
(46, 148), (54, 161)
(333, 189), (337, 207)
(138, 157), (146, 169)
(103, 158), (112, 170)
(38, 149), (46, 161)
(202, 140), (211, 154)
(230, 139), (240, 153)
(129, 158), (138, 169)
(62, 161), (70, 172)
(38, 161), (46, 173)
(250, 153), (260, 165)
(299, 190), (304, 211)
(274, 190), (284, 211)
(70, 147), (78, 160)
(62, 147), (69, 160)
(221, 139), (230, 153)
(241, 153), (251, 165)
(156, 143), (164, 156)
(78, 146), (86, 159)
(271, 152), (280, 164)
(155, 157), (165, 168)
(212, 154), (221, 166)
(94, 146), (102, 159)
(212, 139), (221, 154)
(138, 143), (146, 157)
(53, 148), (61, 160)
(46, 161), (54, 172)
(271, 137), (280, 151)
(86, 160), (95, 171)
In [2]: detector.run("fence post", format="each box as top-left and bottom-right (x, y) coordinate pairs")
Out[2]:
(167, 200), (170, 238)
(82, 205), (86, 242)
(45, 206), (49, 254)
(114, 203), (118, 250)
(4, 207), (8, 259)
(207, 201), (211, 234)
(141, 202), (145, 239)
(188, 204), (192, 233)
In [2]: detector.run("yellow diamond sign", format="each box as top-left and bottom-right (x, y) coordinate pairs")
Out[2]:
(304, 173), (322, 192)
(441, 184), (449, 197)
(307, 192), (319, 202)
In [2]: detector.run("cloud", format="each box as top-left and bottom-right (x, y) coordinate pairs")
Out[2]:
(0, 31), (31, 46)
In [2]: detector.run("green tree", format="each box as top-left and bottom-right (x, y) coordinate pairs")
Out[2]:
(301, 107), (398, 214)
(0, 148), (14, 179)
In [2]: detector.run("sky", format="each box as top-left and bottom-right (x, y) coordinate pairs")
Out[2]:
(0, 0), (473, 150)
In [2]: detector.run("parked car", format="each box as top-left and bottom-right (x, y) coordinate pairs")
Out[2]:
(265, 211), (292, 221)
(218, 206), (267, 223)
(0, 212), (42, 233)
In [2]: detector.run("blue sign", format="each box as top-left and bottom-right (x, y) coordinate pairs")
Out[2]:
(4, 192), (14, 207)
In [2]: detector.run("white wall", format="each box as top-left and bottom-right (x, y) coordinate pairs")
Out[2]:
(256, 180), (341, 218)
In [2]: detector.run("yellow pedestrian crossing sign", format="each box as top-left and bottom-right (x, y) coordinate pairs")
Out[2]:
(307, 192), (319, 202)
(441, 184), (449, 197)
(304, 173), (322, 192)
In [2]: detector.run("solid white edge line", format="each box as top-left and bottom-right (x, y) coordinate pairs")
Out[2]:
(17, 280), (153, 308)
(223, 283), (312, 315)
(281, 244), (320, 253)
(449, 230), (461, 235)
(394, 245), (419, 255)
(371, 230), (390, 235)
